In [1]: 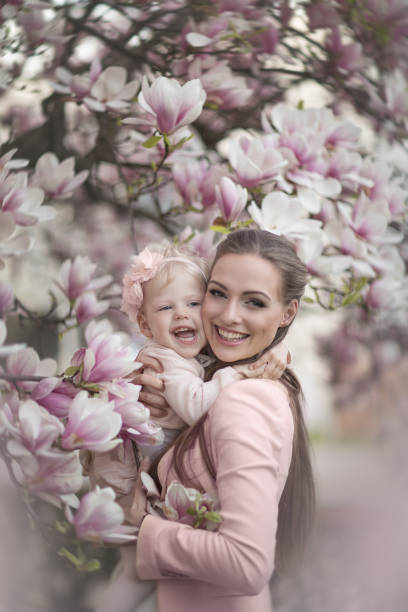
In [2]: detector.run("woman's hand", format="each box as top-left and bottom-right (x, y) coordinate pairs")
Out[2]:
(128, 354), (170, 419)
(234, 342), (291, 380)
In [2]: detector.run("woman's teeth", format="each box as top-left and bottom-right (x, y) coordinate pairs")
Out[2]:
(216, 326), (247, 341)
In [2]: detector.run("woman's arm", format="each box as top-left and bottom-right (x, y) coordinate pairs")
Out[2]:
(135, 379), (294, 594)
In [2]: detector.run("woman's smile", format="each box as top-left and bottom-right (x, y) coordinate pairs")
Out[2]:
(214, 325), (249, 344)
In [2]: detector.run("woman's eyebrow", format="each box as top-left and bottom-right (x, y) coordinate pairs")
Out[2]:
(208, 280), (270, 300)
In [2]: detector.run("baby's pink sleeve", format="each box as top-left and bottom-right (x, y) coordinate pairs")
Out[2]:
(160, 353), (240, 425)
(135, 379), (294, 595)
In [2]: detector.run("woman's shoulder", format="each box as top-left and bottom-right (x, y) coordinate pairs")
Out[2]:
(209, 378), (292, 432)
(216, 377), (289, 404)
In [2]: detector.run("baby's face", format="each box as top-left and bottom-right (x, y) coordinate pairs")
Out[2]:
(139, 272), (207, 359)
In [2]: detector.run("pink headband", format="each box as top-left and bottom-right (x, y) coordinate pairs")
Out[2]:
(121, 248), (164, 323)
(120, 247), (207, 325)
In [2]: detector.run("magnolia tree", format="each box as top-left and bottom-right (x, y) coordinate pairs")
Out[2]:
(0, 0), (407, 572)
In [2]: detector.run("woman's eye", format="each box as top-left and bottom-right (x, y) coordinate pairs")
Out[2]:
(246, 298), (265, 308)
(209, 288), (225, 298)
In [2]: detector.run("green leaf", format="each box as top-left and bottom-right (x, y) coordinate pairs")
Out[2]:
(80, 382), (101, 393)
(58, 547), (82, 569)
(55, 520), (70, 535)
(204, 511), (222, 523)
(172, 134), (194, 150)
(142, 134), (162, 148)
(302, 297), (315, 304)
(204, 101), (219, 111)
(82, 559), (101, 572)
(64, 365), (80, 377)
(210, 225), (230, 234)
(341, 293), (361, 307)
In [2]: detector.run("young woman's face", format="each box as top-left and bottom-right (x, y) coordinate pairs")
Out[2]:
(201, 253), (298, 363)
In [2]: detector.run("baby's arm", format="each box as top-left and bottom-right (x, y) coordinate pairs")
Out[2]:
(234, 341), (291, 380)
(157, 350), (241, 425)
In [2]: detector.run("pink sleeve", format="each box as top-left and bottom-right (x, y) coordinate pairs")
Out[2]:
(159, 353), (240, 426)
(135, 379), (293, 595)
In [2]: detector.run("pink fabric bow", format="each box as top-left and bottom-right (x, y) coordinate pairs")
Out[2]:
(121, 248), (164, 324)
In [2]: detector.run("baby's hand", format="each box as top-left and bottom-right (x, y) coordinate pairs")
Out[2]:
(234, 342), (291, 380)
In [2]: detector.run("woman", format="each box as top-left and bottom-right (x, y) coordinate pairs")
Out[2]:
(129, 229), (315, 612)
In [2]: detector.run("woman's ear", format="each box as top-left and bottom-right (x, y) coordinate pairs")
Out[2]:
(280, 299), (298, 328)
(137, 312), (153, 338)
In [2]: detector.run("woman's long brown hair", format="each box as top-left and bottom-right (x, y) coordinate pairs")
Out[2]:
(156, 229), (316, 573)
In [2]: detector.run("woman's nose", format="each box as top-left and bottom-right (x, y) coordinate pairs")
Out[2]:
(220, 299), (242, 324)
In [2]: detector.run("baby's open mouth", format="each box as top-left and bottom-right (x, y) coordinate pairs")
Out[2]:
(172, 326), (197, 342)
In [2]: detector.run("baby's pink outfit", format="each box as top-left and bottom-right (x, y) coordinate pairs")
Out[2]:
(138, 340), (241, 455)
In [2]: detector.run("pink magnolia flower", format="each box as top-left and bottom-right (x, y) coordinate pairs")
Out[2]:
(248, 192), (322, 239)
(306, 1), (340, 28)
(256, 18), (279, 54)
(180, 228), (216, 260)
(358, 159), (406, 218)
(12, 447), (83, 507)
(75, 292), (110, 324)
(53, 58), (102, 99)
(162, 481), (222, 531)
(188, 58), (253, 110)
(0, 148), (28, 171)
(70, 322), (136, 384)
(17, 7), (70, 46)
(138, 76), (206, 134)
(346, 194), (403, 244)
(66, 486), (137, 544)
(35, 380), (78, 418)
(295, 234), (353, 277)
(3, 398), (63, 454)
(31, 153), (89, 200)
(84, 66), (139, 113)
(121, 248), (164, 323)
(364, 277), (408, 311)
(172, 160), (224, 210)
(0, 279), (13, 312)
(111, 381), (150, 432)
(126, 419), (164, 447)
(215, 176), (248, 222)
(0, 169), (53, 226)
(227, 134), (286, 189)
(58, 255), (112, 301)
(61, 391), (122, 452)
(6, 347), (57, 392)
(326, 27), (364, 73)
(0, 211), (34, 266)
(263, 103), (360, 151)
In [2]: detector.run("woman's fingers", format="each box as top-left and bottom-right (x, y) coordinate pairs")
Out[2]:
(131, 372), (164, 391)
(138, 387), (170, 416)
(136, 354), (163, 373)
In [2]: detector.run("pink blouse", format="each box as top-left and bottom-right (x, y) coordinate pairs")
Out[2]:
(135, 378), (294, 612)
